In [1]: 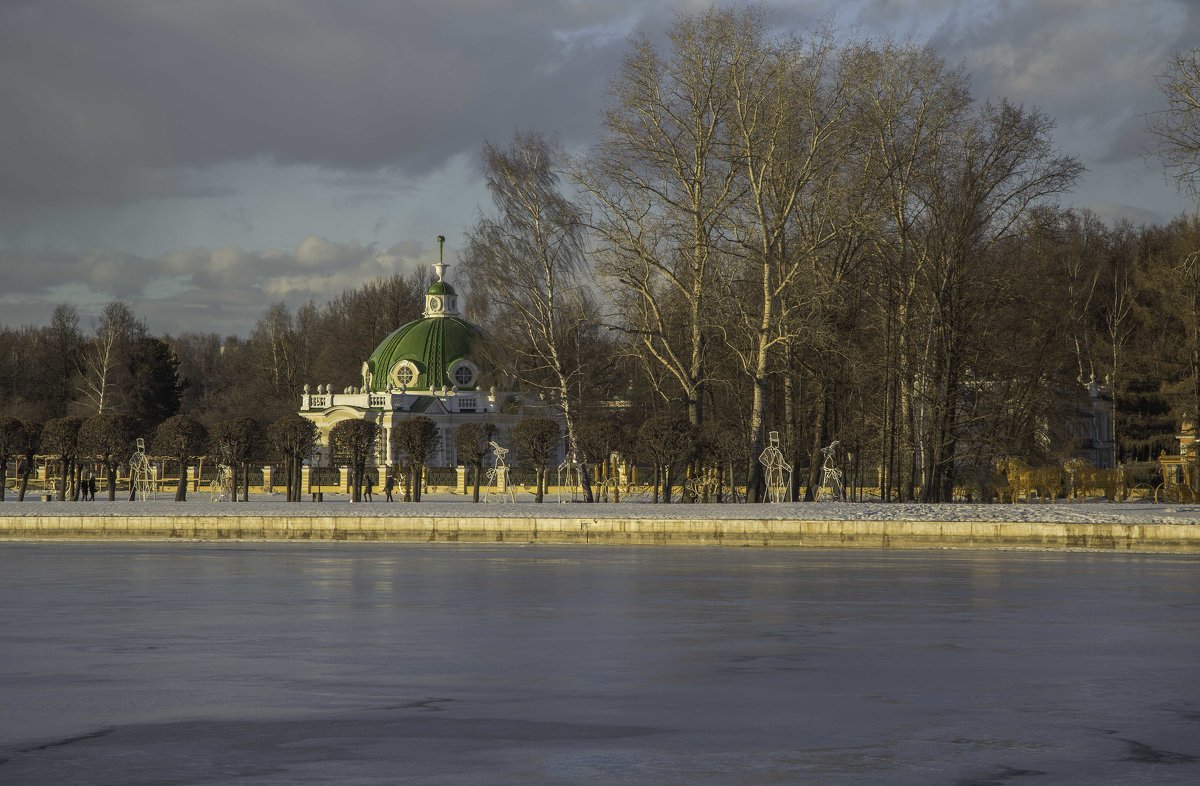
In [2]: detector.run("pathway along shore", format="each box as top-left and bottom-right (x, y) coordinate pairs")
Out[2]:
(1, 500), (1199, 552)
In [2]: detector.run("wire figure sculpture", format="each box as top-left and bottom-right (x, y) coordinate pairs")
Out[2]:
(557, 452), (583, 503)
(595, 475), (622, 502)
(817, 440), (846, 502)
(684, 467), (735, 503)
(483, 440), (515, 503)
(759, 431), (793, 503)
(211, 463), (235, 502)
(128, 438), (156, 501)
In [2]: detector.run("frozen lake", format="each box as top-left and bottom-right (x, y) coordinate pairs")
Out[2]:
(1, 544), (1197, 784)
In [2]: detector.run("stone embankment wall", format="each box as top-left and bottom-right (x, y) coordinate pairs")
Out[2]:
(1, 515), (1198, 553)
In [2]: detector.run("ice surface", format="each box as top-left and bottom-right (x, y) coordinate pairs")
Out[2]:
(0, 544), (1197, 784)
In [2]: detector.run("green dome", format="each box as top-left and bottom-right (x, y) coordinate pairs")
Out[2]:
(426, 280), (457, 296)
(365, 316), (482, 392)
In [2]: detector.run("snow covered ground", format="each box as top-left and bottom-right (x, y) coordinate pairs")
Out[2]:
(3, 494), (1200, 525)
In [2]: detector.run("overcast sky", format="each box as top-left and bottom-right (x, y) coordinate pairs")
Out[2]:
(1, 0), (1197, 336)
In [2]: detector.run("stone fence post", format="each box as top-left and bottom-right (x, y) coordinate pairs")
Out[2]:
(262, 465), (273, 494)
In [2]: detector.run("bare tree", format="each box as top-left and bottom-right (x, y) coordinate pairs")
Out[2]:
(465, 131), (597, 501)
(576, 7), (744, 429)
(1103, 235), (1138, 467)
(1150, 49), (1200, 200)
(721, 20), (854, 500)
(76, 301), (144, 415)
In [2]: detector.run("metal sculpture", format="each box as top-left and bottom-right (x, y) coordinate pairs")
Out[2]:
(483, 440), (515, 503)
(557, 452), (583, 503)
(759, 431), (793, 503)
(211, 463), (235, 502)
(128, 437), (156, 501)
(819, 440), (846, 502)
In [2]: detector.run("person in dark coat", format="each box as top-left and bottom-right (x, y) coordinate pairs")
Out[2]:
(384, 473), (395, 502)
(363, 473), (374, 502)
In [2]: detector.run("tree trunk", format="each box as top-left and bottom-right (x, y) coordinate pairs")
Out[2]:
(472, 463), (481, 502)
(107, 461), (117, 502)
(175, 455), (187, 501)
(804, 399), (827, 501)
(18, 458), (32, 501)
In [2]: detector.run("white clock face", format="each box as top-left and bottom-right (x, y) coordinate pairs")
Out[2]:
(429, 296), (443, 311)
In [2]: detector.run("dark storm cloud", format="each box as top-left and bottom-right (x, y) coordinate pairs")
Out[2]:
(0, 0), (639, 209)
(0, 237), (436, 334)
(2, 0), (1198, 335)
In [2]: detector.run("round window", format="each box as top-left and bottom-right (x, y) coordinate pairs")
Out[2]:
(453, 364), (475, 387)
(391, 362), (417, 388)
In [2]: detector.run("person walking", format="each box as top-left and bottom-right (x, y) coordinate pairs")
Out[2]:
(384, 472), (395, 502)
(88, 473), (98, 501)
(363, 472), (374, 502)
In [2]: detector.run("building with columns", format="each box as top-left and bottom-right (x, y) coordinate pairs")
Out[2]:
(298, 247), (554, 471)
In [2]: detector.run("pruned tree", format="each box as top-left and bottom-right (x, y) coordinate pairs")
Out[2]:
(330, 419), (379, 503)
(392, 416), (439, 501)
(466, 131), (597, 502)
(15, 421), (41, 501)
(0, 416), (22, 501)
(575, 416), (627, 491)
(266, 413), (318, 502)
(209, 417), (261, 502)
(1150, 49), (1200, 201)
(42, 415), (83, 501)
(454, 421), (496, 503)
(153, 414), (208, 502)
(513, 417), (561, 502)
(78, 412), (137, 501)
(638, 414), (696, 503)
